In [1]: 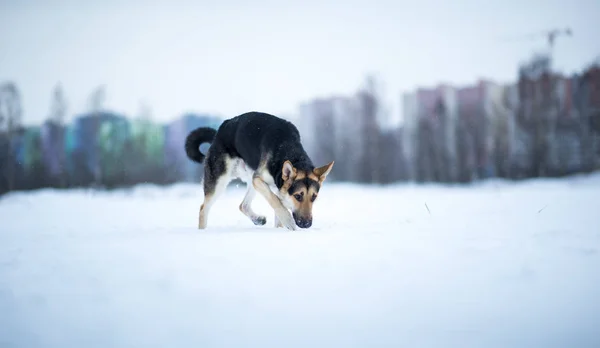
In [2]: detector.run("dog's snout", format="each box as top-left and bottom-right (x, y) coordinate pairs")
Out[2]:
(298, 219), (312, 228)
(293, 214), (312, 228)
(300, 219), (312, 228)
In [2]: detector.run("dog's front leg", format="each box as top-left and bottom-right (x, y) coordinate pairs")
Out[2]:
(274, 213), (283, 228)
(252, 176), (297, 231)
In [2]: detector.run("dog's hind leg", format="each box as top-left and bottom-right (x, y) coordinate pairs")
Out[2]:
(199, 153), (230, 229)
(199, 176), (229, 229)
(239, 184), (267, 226)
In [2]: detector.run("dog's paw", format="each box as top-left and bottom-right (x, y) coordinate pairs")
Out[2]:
(252, 216), (267, 226)
(275, 209), (297, 231)
(281, 217), (297, 231)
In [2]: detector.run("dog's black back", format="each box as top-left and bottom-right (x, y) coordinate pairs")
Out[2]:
(186, 111), (315, 189)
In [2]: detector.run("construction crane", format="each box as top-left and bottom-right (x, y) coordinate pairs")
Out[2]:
(499, 27), (573, 52)
(544, 28), (573, 50)
(498, 27), (573, 76)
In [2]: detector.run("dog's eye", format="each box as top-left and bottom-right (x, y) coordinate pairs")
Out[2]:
(311, 194), (317, 202)
(294, 193), (303, 202)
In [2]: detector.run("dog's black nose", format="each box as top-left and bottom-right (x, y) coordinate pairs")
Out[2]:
(296, 217), (312, 228)
(293, 213), (312, 228)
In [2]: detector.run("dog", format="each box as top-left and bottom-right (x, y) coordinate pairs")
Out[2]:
(185, 111), (334, 230)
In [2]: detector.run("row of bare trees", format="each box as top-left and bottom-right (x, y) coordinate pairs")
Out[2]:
(301, 57), (600, 184)
(0, 82), (23, 192)
(1, 55), (599, 193)
(300, 76), (409, 184)
(0, 83), (180, 194)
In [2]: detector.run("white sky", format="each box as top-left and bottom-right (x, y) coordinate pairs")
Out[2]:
(1, 0), (599, 126)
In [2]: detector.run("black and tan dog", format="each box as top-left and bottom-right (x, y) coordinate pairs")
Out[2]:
(185, 111), (334, 230)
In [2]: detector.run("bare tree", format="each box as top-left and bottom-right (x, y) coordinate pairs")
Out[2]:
(312, 99), (337, 177)
(517, 54), (555, 177)
(576, 63), (600, 173)
(0, 82), (24, 192)
(357, 75), (388, 183)
(332, 97), (361, 182)
(491, 89), (512, 178)
(87, 85), (106, 186)
(0, 82), (23, 131)
(47, 84), (68, 187)
(50, 84), (67, 125)
(88, 85), (106, 113)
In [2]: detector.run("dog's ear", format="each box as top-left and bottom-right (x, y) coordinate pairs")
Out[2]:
(313, 161), (334, 183)
(282, 160), (297, 181)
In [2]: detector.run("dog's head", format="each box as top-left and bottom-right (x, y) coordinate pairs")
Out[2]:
(279, 160), (334, 228)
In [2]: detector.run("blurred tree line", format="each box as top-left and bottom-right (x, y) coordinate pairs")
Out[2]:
(300, 54), (600, 184)
(0, 84), (220, 195)
(1, 53), (599, 195)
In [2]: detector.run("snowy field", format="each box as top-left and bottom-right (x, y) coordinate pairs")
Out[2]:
(1, 175), (600, 348)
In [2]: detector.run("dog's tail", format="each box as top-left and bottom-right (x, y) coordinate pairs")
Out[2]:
(185, 127), (217, 164)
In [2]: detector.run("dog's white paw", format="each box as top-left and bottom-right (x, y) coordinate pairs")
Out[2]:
(274, 218), (283, 228)
(279, 212), (297, 231)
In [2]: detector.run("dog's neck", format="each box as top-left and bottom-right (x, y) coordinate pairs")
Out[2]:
(291, 159), (314, 172)
(272, 142), (315, 189)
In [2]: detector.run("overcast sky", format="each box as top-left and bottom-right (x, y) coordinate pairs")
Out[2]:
(1, 0), (599, 126)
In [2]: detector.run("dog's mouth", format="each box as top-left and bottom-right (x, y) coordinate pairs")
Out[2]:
(292, 213), (312, 228)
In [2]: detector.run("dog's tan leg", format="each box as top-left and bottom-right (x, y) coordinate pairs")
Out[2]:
(199, 176), (229, 229)
(274, 213), (283, 228)
(239, 184), (267, 226)
(198, 195), (211, 229)
(252, 175), (296, 231)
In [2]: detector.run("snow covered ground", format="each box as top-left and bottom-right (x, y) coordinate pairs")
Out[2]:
(1, 175), (600, 348)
